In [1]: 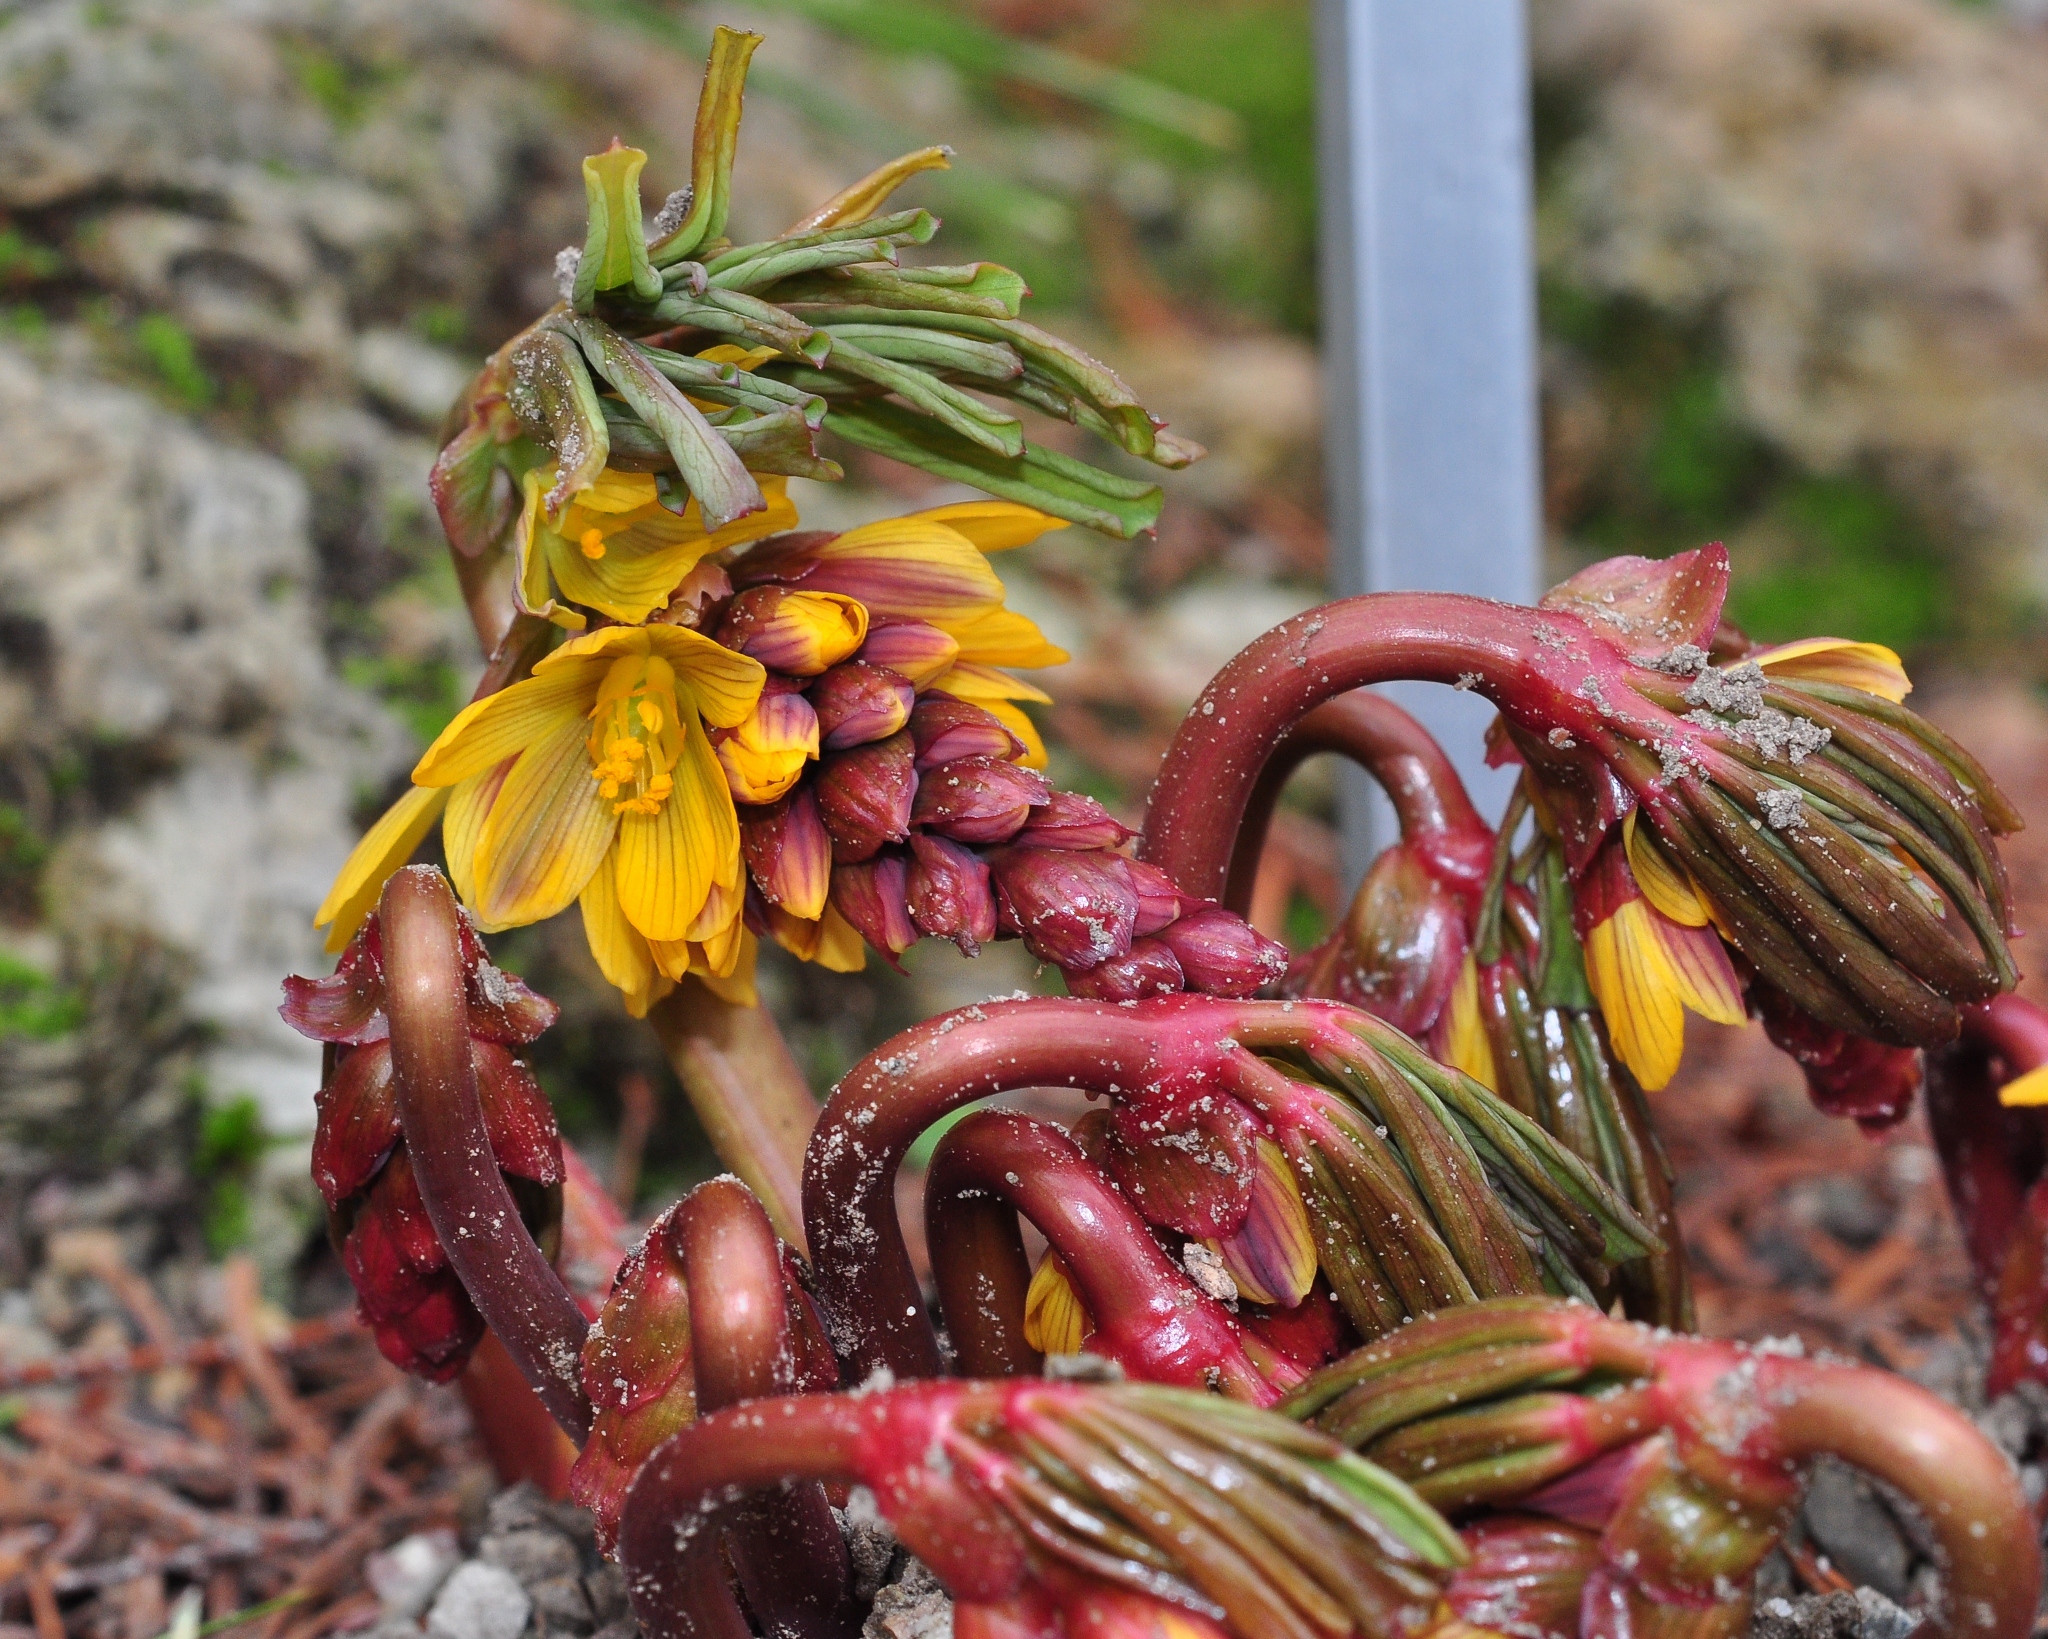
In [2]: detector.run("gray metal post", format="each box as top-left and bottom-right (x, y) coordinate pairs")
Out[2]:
(1315, 0), (1542, 883)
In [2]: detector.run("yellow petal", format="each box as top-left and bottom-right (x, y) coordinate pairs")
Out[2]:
(717, 737), (809, 805)
(414, 661), (608, 787)
(1999, 1064), (2048, 1107)
(314, 784), (451, 951)
(1584, 902), (1686, 1091)
(1208, 1139), (1317, 1308)
(1023, 1251), (1091, 1355)
(944, 607), (1070, 670)
(1651, 914), (1747, 1028)
(908, 500), (1068, 554)
(811, 903), (868, 972)
(568, 469), (661, 515)
(546, 523), (716, 626)
(473, 713), (618, 927)
(1752, 637), (1911, 703)
(928, 661), (1053, 706)
(695, 343), (780, 371)
(692, 932), (759, 1006)
(578, 850), (666, 1017)
(445, 758), (514, 914)
(615, 722), (737, 943)
(1624, 809), (1709, 928)
(807, 518), (1004, 623)
(1438, 953), (1499, 1093)
(976, 698), (1048, 770)
(542, 623), (767, 731)
(514, 471), (580, 629)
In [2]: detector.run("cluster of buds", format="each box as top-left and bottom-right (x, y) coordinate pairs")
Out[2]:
(1284, 1297), (2040, 1639)
(707, 515), (1288, 1002)
(616, 1377), (1464, 1639)
(282, 891), (563, 1380)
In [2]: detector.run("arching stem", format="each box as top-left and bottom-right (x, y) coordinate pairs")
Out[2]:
(1224, 690), (1490, 916)
(674, 1179), (855, 1639)
(925, 1111), (1271, 1400)
(379, 866), (593, 1439)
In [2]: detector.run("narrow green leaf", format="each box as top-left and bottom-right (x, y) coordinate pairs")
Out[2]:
(648, 26), (761, 265)
(505, 326), (610, 512)
(703, 208), (938, 276)
(824, 398), (1162, 537)
(573, 143), (663, 309)
(820, 324), (1021, 381)
(821, 335), (1022, 456)
(708, 237), (899, 293)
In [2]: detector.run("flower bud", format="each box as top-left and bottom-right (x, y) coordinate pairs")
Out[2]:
(811, 660), (914, 750)
(1285, 844), (1466, 1037)
(1101, 1096), (1260, 1239)
(1125, 860), (1185, 936)
(1754, 980), (1922, 1132)
(816, 731), (917, 862)
(910, 694), (1023, 768)
(742, 788), (832, 920)
(830, 853), (920, 968)
(1154, 906), (1288, 998)
(989, 848), (1137, 972)
(1064, 937), (1184, 1001)
(571, 1206), (697, 1553)
(907, 833), (998, 955)
(716, 689), (819, 804)
(1016, 790), (1135, 852)
(1207, 1138), (1318, 1309)
(911, 756), (1050, 844)
(340, 1148), (485, 1382)
(858, 619), (961, 690)
(714, 586), (867, 675)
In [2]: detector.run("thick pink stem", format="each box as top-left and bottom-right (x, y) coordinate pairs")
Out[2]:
(925, 1111), (1272, 1400)
(379, 867), (592, 1439)
(802, 995), (1297, 1381)
(1140, 593), (1658, 898)
(674, 1180), (855, 1639)
(1224, 691), (1491, 916)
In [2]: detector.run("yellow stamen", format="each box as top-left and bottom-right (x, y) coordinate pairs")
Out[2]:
(580, 527), (606, 560)
(586, 657), (684, 818)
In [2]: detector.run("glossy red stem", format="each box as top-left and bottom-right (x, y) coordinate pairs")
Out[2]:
(925, 1111), (1272, 1400)
(378, 867), (592, 1440)
(1140, 592), (1667, 899)
(1223, 690), (1490, 916)
(674, 1180), (856, 1639)
(1927, 995), (2048, 1393)
(802, 995), (1343, 1381)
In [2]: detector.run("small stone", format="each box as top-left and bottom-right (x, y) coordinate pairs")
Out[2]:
(481, 1528), (582, 1586)
(1180, 1242), (1239, 1303)
(582, 1567), (628, 1629)
(1802, 1458), (1912, 1601)
(427, 1563), (531, 1639)
(863, 1558), (952, 1639)
(1854, 1587), (1923, 1639)
(366, 1531), (462, 1620)
(523, 1576), (592, 1629)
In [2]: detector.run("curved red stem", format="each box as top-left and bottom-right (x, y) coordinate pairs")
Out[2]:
(674, 1180), (856, 1639)
(379, 867), (592, 1439)
(802, 995), (1311, 1382)
(924, 1111), (1271, 1400)
(1224, 691), (1489, 916)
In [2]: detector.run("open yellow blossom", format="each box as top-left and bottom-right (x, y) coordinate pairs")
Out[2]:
(516, 467), (797, 629)
(1584, 817), (1745, 1090)
(317, 624), (764, 1013)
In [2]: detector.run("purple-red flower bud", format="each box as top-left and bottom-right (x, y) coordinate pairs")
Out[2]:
(909, 694), (1023, 768)
(742, 788), (833, 921)
(1064, 938), (1185, 1001)
(1015, 790), (1135, 851)
(1153, 906), (1288, 999)
(1125, 860), (1185, 936)
(1754, 981), (1922, 1132)
(340, 1149), (484, 1382)
(714, 586), (867, 676)
(816, 731), (917, 863)
(857, 619), (961, 689)
(989, 848), (1137, 972)
(811, 660), (914, 751)
(906, 833), (998, 955)
(911, 756), (1049, 844)
(831, 853), (920, 968)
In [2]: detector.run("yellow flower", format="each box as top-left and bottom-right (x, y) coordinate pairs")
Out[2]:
(1750, 636), (1912, 703)
(317, 624), (765, 1015)
(1584, 819), (1745, 1090)
(714, 692), (819, 805)
(2001, 1065), (2048, 1107)
(516, 467), (797, 630)
(1023, 1250), (1091, 1355)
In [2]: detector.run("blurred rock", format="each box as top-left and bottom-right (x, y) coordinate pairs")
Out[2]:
(426, 1563), (529, 1639)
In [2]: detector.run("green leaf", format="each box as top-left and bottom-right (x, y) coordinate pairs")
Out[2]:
(707, 237), (899, 294)
(702, 207), (939, 276)
(644, 286), (829, 362)
(825, 398), (1162, 538)
(816, 334), (1022, 456)
(505, 326), (610, 512)
(820, 324), (1020, 381)
(648, 26), (762, 265)
(573, 143), (663, 309)
(559, 315), (763, 530)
